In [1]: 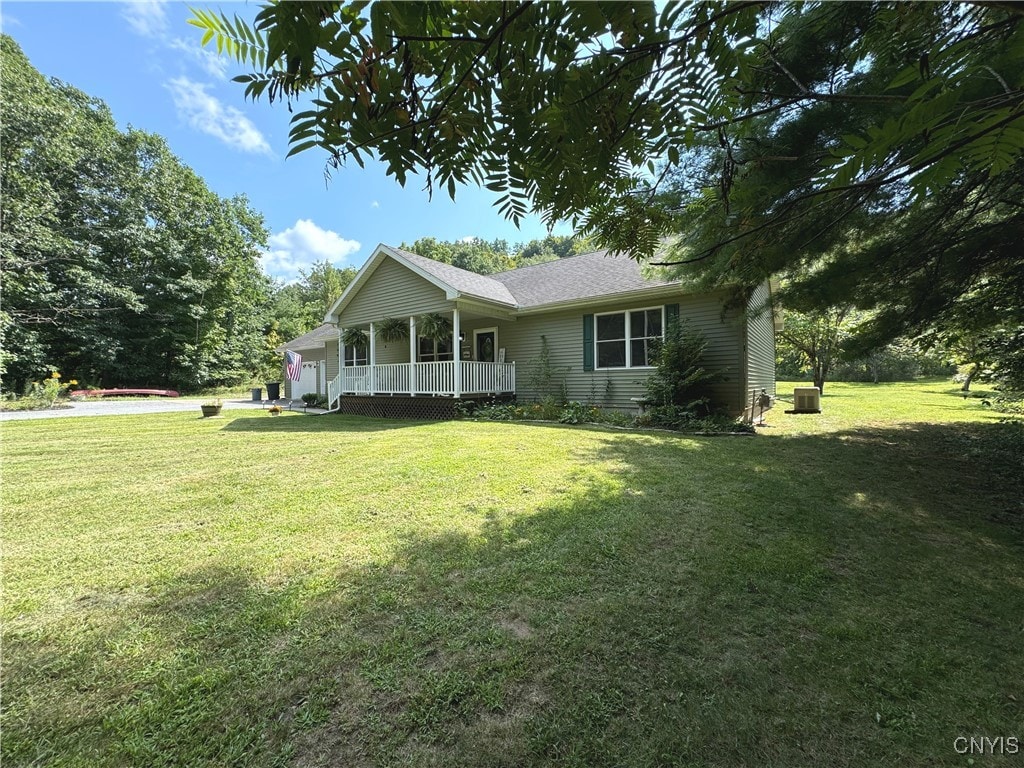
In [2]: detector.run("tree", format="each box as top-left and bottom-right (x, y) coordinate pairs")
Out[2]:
(1, 35), (274, 392)
(397, 237), (515, 274)
(193, 3), (1023, 374)
(777, 308), (853, 393)
(1, 35), (140, 386)
(644, 321), (717, 409)
(192, 2), (1022, 249)
(922, 294), (1023, 392)
(268, 260), (357, 343)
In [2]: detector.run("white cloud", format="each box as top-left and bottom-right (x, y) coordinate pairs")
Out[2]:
(0, 10), (22, 29)
(122, 1), (230, 81)
(169, 38), (229, 79)
(370, 200), (380, 209)
(459, 236), (477, 243)
(262, 219), (361, 281)
(166, 76), (270, 155)
(121, 0), (168, 38)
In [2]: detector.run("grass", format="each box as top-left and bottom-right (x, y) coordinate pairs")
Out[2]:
(2, 379), (1022, 767)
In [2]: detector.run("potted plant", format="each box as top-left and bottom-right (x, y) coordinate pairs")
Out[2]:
(375, 317), (409, 344)
(417, 312), (452, 342)
(341, 327), (369, 349)
(200, 398), (223, 417)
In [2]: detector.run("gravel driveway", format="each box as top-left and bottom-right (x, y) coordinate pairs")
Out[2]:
(0, 398), (293, 421)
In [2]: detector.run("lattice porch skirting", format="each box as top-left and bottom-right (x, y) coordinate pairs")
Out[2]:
(336, 395), (511, 420)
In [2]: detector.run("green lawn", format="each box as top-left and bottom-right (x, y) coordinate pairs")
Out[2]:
(3, 380), (1022, 767)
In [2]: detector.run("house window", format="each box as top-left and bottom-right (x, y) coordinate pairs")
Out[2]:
(630, 308), (663, 366)
(418, 336), (454, 362)
(344, 344), (367, 366)
(595, 307), (664, 368)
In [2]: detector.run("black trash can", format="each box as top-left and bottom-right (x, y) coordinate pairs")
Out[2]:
(265, 381), (280, 401)
(251, 387), (262, 402)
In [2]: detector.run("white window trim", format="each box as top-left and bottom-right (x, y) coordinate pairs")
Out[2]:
(594, 306), (665, 369)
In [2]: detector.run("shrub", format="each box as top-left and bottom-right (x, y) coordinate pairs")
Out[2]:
(644, 321), (718, 412)
(301, 393), (320, 406)
(528, 336), (569, 403)
(558, 401), (598, 424)
(1, 370), (77, 411)
(635, 405), (753, 433)
(473, 402), (519, 421)
(462, 396), (636, 427)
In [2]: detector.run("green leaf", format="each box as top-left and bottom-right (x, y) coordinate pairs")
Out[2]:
(287, 140), (319, 158)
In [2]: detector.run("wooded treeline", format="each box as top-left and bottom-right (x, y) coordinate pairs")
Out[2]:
(1, 35), (277, 393)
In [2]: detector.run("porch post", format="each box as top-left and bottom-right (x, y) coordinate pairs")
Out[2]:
(337, 326), (344, 402)
(408, 315), (416, 396)
(369, 322), (376, 395)
(452, 308), (461, 398)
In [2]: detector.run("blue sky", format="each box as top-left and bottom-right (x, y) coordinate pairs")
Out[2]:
(1, 1), (570, 282)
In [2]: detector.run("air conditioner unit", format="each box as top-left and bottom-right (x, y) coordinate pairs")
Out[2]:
(792, 386), (821, 413)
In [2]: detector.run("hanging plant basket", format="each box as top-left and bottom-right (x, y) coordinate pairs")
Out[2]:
(376, 317), (409, 344)
(341, 327), (369, 348)
(418, 312), (452, 342)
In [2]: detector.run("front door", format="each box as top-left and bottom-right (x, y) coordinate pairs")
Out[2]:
(474, 328), (497, 362)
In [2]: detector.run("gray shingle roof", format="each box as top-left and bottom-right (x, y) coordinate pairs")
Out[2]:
(490, 249), (679, 307)
(391, 246), (680, 309)
(391, 248), (518, 306)
(276, 322), (337, 352)
(325, 243), (685, 326)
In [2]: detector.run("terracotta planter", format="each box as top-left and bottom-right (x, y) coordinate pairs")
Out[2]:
(200, 404), (222, 418)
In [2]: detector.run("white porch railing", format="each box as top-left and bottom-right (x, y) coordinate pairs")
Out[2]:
(460, 360), (516, 396)
(327, 373), (341, 408)
(341, 364), (371, 394)
(338, 361), (515, 397)
(414, 361), (454, 395)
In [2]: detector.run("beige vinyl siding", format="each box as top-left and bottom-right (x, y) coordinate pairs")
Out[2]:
(744, 281), (776, 403)
(325, 338), (340, 388)
(338, 258), (451, 327)
(373, 337), (410, 365)
(496, 292), (746, 412)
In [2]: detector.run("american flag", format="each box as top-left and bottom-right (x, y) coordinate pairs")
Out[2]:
(285, 350), (302, 381)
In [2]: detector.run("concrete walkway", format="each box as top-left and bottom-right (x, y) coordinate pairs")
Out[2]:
(0, 398), (326, 421)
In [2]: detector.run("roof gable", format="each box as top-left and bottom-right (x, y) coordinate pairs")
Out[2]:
(390, 248), (517, 305)
(325, 244), (515, 322)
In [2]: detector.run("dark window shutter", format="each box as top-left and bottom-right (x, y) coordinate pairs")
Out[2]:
(582, 314), (594, 371)
(665, 303), (680, 329)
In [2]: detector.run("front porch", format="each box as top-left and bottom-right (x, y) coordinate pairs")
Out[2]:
(327, 360), (515, 402)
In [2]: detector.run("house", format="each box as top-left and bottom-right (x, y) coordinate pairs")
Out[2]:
(279, 243), (776, 419)
(274, 323), (337, 401)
